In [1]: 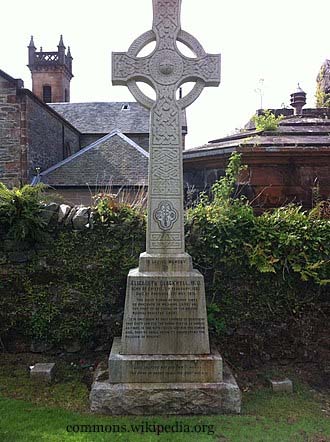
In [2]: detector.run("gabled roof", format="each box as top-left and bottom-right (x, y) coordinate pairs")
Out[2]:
(32, 130), (149, 187)
(0, 69), (24, 88)
(49, 101), (187, 135)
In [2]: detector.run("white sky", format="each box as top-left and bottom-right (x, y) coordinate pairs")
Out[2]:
(2, 0), (330, 148)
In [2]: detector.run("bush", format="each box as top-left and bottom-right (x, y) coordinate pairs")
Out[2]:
(0, 183), (48, 244)
(252, 109), (283, 131)
(0, 160), (329, 358)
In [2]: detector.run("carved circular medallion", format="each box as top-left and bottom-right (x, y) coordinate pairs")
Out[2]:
(153, 201), (178, 231)
(150, 49), (183, 85)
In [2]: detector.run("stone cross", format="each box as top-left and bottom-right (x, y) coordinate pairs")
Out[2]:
(112, 0), (221, 256)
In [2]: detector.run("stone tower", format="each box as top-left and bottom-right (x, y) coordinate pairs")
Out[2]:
(28, 35), (73, 103)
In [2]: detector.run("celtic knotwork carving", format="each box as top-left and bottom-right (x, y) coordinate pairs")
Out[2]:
(153, 201), (178, 230)
(112, 0), (221, 253)
(153, 0), (180, 50)
(150, 232), (181, 249)
(182, 55), (221, 85)
(151, 148), (180, 195)
(112, 54), (150, 85)
(127, 30), (155, 57)
(151, 86), (180, 145)
(177, 30), (205, 58)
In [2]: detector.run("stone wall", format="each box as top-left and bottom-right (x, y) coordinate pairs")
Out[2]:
(0, 70), (80, 188)
(26, 93), (80, 180)
(0, 75), (24, 187)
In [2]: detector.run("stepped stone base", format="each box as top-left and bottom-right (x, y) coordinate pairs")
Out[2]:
(90, 364), (241, 415)
(109, 337), (223, 383)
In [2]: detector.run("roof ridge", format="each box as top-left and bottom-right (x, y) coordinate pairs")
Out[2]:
(31, 130), (148, 182)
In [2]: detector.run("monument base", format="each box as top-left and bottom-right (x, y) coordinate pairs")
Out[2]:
(109, 337), (223, 383)
(90, 363), (241, 415)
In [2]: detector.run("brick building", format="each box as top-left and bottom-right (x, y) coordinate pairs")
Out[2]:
(183, 102), (330, 209)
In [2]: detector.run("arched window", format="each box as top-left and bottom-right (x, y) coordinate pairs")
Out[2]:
(43, 85), (52, 103)
(64, 88), (69, 102)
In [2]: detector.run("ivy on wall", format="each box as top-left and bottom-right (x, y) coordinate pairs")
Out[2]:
(0, 155), (329, 358)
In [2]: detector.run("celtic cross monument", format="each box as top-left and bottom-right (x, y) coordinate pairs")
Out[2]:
(90, 0), (241, 415)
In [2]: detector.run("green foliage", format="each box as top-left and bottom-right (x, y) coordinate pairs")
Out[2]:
(315, 88), (330, 107)
(315, 65), (330, 107)
(0, 183), (48, 243)
(93, 192), (146, 224)
(252, 109), (284, 131)
(249, 205), (330, 285)
(207, 303), (226, 335)
(0, 163), (329, 354)
(186, 153), (329, 344)
(0, 202), (146, 346)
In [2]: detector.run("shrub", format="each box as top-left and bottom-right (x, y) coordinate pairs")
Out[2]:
(0, 183), (48, 244)
(252, 109), (283, 131)
(0, 159), (328, 356)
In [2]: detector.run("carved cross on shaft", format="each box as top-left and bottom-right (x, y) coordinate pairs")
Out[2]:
(112, 0), (220, 255)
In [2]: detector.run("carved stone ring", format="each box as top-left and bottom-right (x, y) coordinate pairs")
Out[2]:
(126, 30), (207, 109)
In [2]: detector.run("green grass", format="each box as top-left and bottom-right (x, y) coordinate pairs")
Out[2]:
(0, 355), (329, 441)
(0, 387), (329, 441)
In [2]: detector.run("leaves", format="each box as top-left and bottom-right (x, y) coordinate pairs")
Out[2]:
(252, 110), (284, 131)
(0, 183), (49, 243)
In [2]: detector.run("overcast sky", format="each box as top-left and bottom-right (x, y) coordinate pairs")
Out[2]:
(2, 0), (330, 148)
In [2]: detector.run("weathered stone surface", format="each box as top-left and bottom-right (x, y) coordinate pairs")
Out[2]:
(72, 207), (90, 230)
(121, 269), (210, 355)
(138, 252), (192, 272)
(90, 364), (240, 415)
(63, 340), (81, 353)
(40, 202), (59, 224)
(64, 207), (77, 226)
(109, 338), (222, 383)
(30, 362), (55, 382)
(90, 0), (238, 417)
(112, 0), (220, 256)
(58, 204), (71, 223)
(270, 378), (293, 393)
(30, 340), (53, 353)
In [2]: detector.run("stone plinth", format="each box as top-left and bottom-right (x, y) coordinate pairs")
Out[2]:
(30, 363), (55, 383)
(121, 267), (210, 355)
(138, 252), (193, 272)
(270, 378), (293, 393)
(90, 363), (241, 415)
(109, 338), (222, 383)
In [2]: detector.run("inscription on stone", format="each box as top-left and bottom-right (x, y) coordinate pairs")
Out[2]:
(124, 279), (207, 339)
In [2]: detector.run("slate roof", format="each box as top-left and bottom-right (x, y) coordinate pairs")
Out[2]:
(49, 101), (187, 135)
(32, 130), (149, 187)
(184, 109), (330, 160)
(48, 102), (150, 134)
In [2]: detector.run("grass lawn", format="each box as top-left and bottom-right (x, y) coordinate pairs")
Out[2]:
(0, 353), (329, 441)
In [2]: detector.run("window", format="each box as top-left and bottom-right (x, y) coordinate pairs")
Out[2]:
(65, 88), (69, 102)
(43, 85), (52, 103)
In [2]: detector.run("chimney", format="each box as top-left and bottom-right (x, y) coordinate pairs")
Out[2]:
(290, 83), (306, 115)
